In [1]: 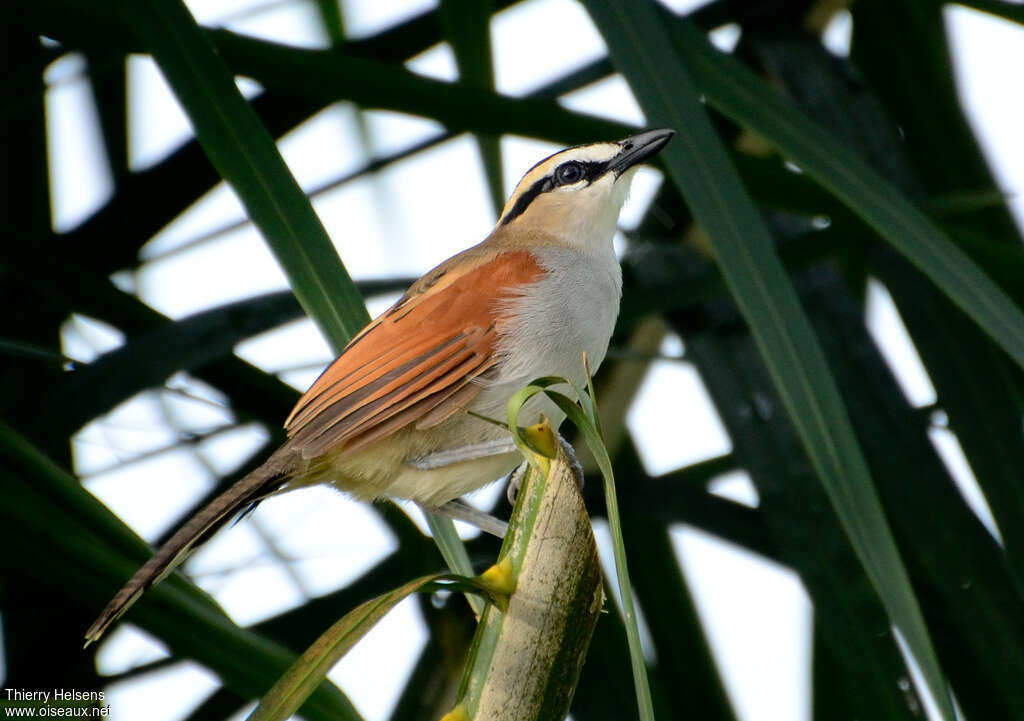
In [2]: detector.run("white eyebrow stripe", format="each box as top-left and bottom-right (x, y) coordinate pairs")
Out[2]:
(564, 143), (620, 163)
(518, 143), (621, 188)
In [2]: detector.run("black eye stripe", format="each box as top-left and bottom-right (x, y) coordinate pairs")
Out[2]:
(560, 161), (611, 183)
(500, 158), (611, 225)
(500, 175), (554, 225)
(581, 161), (607, 182)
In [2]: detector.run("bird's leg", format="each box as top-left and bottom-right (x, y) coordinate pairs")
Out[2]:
(430, 499), (509, 538)
(407, 438), (518, 470)
(414, 433), (585, 535)
(411, 439), (519, 538)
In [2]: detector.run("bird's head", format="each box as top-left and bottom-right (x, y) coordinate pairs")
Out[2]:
(496, 128), (674, 248)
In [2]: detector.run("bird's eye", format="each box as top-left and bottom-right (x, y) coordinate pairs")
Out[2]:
(555, 162), (584, 185)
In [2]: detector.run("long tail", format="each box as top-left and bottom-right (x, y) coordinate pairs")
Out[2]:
(84, 448), (294, 646)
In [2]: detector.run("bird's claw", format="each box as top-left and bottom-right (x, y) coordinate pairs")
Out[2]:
(506, 461), (528, 506)
(505, 433), (584, 506)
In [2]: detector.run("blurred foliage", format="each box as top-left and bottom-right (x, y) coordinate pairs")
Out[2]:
(3, 0), (1024, 719)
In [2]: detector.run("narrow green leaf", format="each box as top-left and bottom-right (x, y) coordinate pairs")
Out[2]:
(249, 572), (504, 721)
(957, 0), (1024, 26)
(546, 391), (656, 721)
(682, 326), (922, 720)
(620, 510), (738, 721)
(581, 1), (955, 718)
(425, 513), (486, 616)
(0, 423), (361, 721)
(806, 280), (1024, 719)
(668, 17), (1024, 372)
(115, 0), (369, 354)
(843, 0), (1024, 598)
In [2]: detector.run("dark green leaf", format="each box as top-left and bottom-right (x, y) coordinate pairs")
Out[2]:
(0, 422), (361, 721)
(582, 1), (954, 716)
(668, 17), (1024, 372)
(117, 0), (369, 354)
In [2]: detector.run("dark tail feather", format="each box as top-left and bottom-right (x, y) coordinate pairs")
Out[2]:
(84, 449), (293, 647)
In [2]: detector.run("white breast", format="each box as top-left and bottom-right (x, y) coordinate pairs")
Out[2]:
(474, 245), (622, 421)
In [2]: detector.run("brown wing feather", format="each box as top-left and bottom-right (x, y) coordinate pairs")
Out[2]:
(414, 378), (486, 430)
(285, 250), (543, 457)
(295, 341), (486, 457)
(84, 249), (542, 648)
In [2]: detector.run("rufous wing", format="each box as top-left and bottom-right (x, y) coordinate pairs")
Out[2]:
(284, 250), (543, 458)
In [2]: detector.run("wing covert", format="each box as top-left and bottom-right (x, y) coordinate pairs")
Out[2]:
(284, 250), (543, 457)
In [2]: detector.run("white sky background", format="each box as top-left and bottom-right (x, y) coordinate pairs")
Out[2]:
(24, 1), (1024, 720)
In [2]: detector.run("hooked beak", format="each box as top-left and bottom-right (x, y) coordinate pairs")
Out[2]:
(607, 128), (675, 178)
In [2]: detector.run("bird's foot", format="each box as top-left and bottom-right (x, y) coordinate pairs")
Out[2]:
(506, 434), (584, 506)
(560, 435), (585, 491)
(506, 461), (529, 506)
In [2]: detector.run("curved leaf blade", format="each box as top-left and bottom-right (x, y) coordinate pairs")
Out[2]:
(249, 572), (507, 721)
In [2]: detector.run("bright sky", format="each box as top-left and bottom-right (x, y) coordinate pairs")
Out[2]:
(30, 1), (1024, 720)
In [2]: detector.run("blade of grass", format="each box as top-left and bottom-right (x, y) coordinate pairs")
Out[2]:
(618, 474), (738, 720)
(581, 1), (955, 718)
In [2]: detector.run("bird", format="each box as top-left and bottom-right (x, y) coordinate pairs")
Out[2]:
(84, 128), (674, 646)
